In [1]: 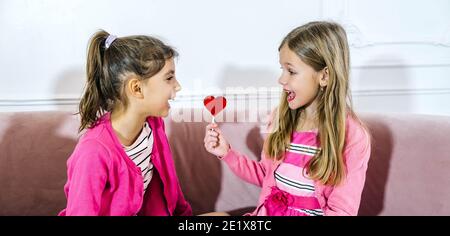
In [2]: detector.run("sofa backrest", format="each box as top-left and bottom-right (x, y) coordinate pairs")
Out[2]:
(0, 111), (79, 215)
(0, 110), (449, 215)
(358, 113), (450, 215)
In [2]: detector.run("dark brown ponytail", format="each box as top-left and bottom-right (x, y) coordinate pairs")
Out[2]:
(78, 30), (109, 132)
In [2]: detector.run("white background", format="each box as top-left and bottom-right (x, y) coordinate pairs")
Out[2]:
(1, 0), (450, 116)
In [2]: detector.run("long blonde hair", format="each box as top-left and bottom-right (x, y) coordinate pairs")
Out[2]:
(265, 21), (358, 186)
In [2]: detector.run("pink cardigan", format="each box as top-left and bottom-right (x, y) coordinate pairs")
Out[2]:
(221, 115), (371, 216)
(59, 113), (192, 216)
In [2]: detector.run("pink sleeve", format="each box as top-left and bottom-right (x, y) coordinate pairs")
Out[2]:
(324, 124), (371, 216)
(219, 109), (276, 187)
(64, 140), (110, 216)
(220, 149), (271, 187)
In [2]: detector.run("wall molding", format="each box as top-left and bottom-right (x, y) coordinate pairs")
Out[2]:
(351, 88), (450, 97)
(0, 98), (80, 107)
(321, 0), (450, 68)
(2, 88), (450, 109)
(322, 0), (450, 48)
(351, 63), (450, 69)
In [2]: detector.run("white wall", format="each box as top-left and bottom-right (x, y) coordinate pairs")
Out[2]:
(1, 0), (450, 116)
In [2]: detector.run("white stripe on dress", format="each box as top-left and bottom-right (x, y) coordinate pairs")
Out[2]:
(286, 143), (321, 156)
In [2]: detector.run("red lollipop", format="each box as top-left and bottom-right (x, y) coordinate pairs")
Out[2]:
(203, 95), (227, 123)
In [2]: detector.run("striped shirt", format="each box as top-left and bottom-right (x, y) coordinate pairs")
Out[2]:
(273, 130), (324, 216)
(123, 122), (154, 193)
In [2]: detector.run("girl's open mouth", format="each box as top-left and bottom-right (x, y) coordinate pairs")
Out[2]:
(168, 96), (176, 109)
(285, 90), (296, 102)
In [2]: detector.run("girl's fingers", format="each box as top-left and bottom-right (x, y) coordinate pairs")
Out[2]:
(207, 130), (219, 137)
(204, 134), (218, 144)
(214, 129), (222, 136)
(205, 123), (218, 131)
(205, 123), (224, 153)
(208, 140), (218, 146)
(205, 137), (218, 143)
(208, 142), (217, 150)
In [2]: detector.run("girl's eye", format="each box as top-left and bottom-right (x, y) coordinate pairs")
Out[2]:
(280, 66), (296, 75)
(166, 77), (173, 81)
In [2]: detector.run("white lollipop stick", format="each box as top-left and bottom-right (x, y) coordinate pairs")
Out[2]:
(210, 116), (216, 131)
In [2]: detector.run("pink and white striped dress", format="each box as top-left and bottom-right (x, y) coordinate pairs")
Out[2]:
(260, 130), (324, 216)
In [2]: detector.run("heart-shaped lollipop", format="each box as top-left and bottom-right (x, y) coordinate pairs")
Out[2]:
(203, 96), (227, 122)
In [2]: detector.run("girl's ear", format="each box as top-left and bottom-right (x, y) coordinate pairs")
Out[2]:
(319, 67), (329, 87)
(127, 77), (144, 99)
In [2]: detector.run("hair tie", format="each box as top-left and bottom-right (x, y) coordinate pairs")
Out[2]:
(105, 35), (117, 49)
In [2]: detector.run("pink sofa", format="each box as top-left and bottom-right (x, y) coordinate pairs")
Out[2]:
(0, 109), (449, 215)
